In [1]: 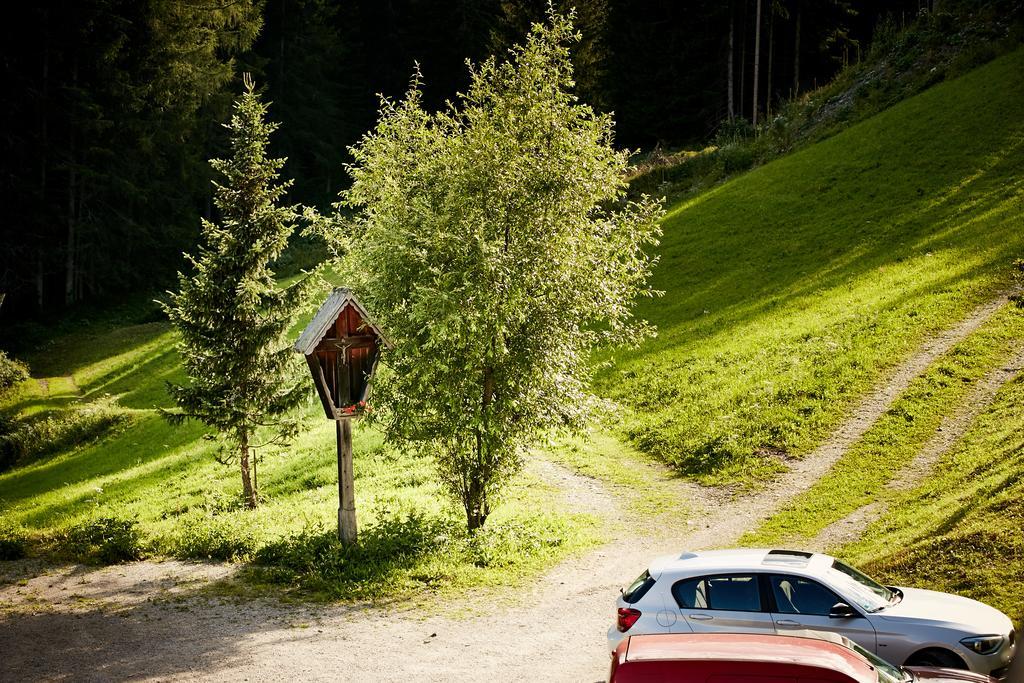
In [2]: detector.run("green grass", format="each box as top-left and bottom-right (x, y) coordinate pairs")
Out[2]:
(0, 288), (602, 602)
(838, 370), (1024, 626)
(601, 48), (1024, 488)
(2, 49), (1024, 604)
(0, 388), (602, 600)
(740, 303), (1024, 547)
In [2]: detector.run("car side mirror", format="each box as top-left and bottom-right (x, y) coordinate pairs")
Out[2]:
(829, 602), (859, 619)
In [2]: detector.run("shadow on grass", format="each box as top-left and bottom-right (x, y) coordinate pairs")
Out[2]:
(909, 465), (1024, 549)
(24, 322), (169, 380)
(84, 346), (182, 410)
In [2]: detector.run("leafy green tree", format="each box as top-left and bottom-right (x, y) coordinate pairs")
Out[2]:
(163, 77), (310, 509)
(335, 9), (664, 531)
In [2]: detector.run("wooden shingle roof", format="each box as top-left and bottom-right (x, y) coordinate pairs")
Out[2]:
(294, 288), (392, 355)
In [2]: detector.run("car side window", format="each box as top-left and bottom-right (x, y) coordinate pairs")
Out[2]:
(770, 575), (841, 616)
(672, 577), (709, 609)
(672, 574), (762, 612)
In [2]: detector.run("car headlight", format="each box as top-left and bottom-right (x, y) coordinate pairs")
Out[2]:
(960, 635), (1004, 655)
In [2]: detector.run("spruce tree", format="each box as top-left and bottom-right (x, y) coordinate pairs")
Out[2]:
(163, 76), (309, 509)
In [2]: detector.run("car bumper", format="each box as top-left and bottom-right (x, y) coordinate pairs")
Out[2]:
(608, 624), (626, 654)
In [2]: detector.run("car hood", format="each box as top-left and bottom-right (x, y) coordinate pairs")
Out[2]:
(876, 587), (1012, 633)
(907, 667), (994, 683)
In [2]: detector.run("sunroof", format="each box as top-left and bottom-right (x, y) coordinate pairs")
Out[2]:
(763, 549), (813, 567)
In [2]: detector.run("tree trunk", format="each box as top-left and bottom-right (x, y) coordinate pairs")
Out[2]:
(466, 366), (496, 532)
(793, 5), (801, 97)
(752, 0), (762, 126)
(464, 448), (490, 532)
(739, 0), (747, 119)
(65, 59), (77, 307)
(40, 14), (49, 312)
(65, 158), (76, 307)
(239, 428), (258, 509)
(465, 429), (488, 532)
(727, 4), (735, 120)
(465, 474), (488, 532)
(767, 5), (774, 119)
(36, 255), (44, 309)
(279, 0), (286, 91)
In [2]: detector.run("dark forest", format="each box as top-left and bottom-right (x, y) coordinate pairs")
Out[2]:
(0, 0), (942, 317)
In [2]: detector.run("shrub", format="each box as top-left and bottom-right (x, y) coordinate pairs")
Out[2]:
(717, 143), (756, 175)
(58, 517), (145, 565)
(466, 517), (567, 568)
(168, 514), (261, 562)
(0, 524), (29, 561)
(713, 116), (755, 146)
(253, 511), (458, 597)
(0, 351), (29, 397)
(0, 400), (130, 472)
(250, 509), (581, 598)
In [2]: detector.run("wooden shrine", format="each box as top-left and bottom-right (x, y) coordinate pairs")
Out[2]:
(295, 288), (391, 544)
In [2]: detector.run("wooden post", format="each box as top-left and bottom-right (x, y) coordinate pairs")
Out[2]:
(336, 418), (358, 544)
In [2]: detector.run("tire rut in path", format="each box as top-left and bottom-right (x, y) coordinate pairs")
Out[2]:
(807, 342), (1024, 553)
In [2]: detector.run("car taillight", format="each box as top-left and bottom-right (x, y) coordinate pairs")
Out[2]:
(617, 607), (641, 632)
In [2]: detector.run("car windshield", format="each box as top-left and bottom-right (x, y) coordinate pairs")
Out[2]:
(825, 560), (895, 612)
(847, 639), (912, 683)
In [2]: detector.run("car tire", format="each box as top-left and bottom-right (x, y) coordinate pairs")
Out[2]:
(906, 648), (967, 669)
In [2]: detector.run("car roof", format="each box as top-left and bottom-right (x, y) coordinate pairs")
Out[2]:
(624, 633), (875, 683)
(649, 548), (834, 578)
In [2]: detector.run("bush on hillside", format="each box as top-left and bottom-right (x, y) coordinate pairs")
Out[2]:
(1011, 259), (1024, 308)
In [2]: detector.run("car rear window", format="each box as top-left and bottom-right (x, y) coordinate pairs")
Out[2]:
(673, 575), (763, 611)
(623, 570), (657, 604)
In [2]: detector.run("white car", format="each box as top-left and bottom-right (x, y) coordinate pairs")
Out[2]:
(608, 549), (1016, 679)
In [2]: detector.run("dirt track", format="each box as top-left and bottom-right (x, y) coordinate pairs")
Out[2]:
(2, 296), (1022, 682)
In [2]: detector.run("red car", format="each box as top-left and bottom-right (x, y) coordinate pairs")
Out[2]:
(608, 632), (997, 683)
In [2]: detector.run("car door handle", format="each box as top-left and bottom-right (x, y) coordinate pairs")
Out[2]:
(776, 619), (801, 627)
(689, 614), (713, 621)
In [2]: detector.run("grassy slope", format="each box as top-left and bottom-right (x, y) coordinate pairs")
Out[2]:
(841, 373), (1024, 625)
(740, 302), (1024, 546)
(601, 48), (1024, 487)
